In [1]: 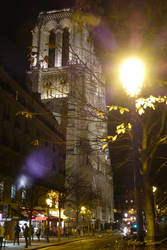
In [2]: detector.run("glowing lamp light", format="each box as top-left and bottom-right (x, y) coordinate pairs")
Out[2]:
(124, 212), (128, 218)
(120, 57), (145, 97)
(81, 206), (86, 214)
(152, 186), (157, 193)
(46, 198), (52, 207)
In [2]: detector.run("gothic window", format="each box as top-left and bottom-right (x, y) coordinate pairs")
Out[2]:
(62, 28), (69, 66)
(48, 30), (56, 68)
(11, 184), (16, 202)
(56, 32), (62, 66)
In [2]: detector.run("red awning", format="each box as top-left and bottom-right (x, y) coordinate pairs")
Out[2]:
(32, 216), (46, 221)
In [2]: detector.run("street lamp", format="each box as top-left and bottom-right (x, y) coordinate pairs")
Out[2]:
(120, 57), (145, 242)
(81, 206), (86, 213)
(80, 206), (86, 236)
(80, 206), (92, 235)
(120, 57), (145, 97)
(46, 198), (52, 242)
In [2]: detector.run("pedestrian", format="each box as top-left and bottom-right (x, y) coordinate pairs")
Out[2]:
(66, 226), (69, 239)
(92, 225), (95, 236)
(77, 226), (80, 235)
(36, 225), (41, 241)
(13, 222), (21, 245)
(0, 224), (5, 248)
(23, 223), (29, 248)
(45, 225), (49, 242)
(31, 225), (34, 240)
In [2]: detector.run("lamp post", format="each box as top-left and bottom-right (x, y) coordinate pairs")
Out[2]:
(120, 57), (145, 242)
(58, 192), (64, 241)
(86, 208), (91, 235)
(46, 198), (52, 242)
(80, 206), (92, 235)
(80, 206), (86, 236)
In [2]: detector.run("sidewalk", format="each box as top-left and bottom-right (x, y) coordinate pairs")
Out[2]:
(3, 235), (90, 250)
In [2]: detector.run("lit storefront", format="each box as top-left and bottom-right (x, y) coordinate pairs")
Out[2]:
(21, 207), (72, 236)
(46, 208), (67, 235)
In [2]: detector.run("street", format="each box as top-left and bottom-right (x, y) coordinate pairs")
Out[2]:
(1, 234), (125, 250)
(37, 235), (124, 250)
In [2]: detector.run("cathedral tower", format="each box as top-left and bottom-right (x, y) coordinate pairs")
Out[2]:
(27, 9), (114, 228)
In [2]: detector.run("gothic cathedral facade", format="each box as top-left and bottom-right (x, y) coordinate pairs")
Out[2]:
(27, 9), (114, 228)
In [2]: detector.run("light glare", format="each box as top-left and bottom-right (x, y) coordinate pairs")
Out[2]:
(17, 175), (28, 189)
(152, 186), (157, 193)
(46, 198), (52, 207)
(120, 57), (145, 97)
(124, 212), (128, 218)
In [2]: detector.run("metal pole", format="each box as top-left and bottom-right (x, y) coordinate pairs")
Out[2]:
(58, 204), (61, 241)
(46, 206), (49, 242)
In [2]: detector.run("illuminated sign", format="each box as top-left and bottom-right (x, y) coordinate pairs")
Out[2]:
(49, 209), (67, 219)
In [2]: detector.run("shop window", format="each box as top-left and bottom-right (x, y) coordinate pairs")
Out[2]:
(48, 30), (56, 68)
(22, 189), (26, 203)
(0, 182), (4, 201)
(62, 28), (69, 66)
(11, 184), (16, 202)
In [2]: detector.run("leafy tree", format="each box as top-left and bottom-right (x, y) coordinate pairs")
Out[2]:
(103, 90), (167, 242)
(18, 185), (47, 245)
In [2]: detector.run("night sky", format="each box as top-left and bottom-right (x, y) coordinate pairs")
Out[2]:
(0, 0), (74, 81)
(0, 0), (144, 82)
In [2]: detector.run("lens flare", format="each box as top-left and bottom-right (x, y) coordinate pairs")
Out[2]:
(26, 148), (51, 178)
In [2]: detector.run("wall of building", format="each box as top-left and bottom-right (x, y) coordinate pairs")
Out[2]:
(27, 8), (114, 228)
(0, 66), (65, 238)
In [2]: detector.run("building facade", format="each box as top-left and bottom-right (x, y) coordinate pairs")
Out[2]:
(27, 8), (114, 229)
(0, 66), (65, 238)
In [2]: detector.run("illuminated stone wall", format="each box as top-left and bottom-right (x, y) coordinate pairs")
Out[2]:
(27, 9), (114, 227)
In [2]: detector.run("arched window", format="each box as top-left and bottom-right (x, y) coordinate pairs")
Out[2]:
(48, 30), (56, 68)
(62, 27), (69, 66)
